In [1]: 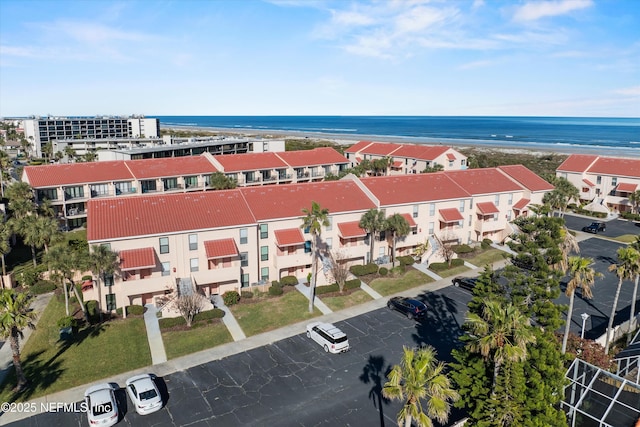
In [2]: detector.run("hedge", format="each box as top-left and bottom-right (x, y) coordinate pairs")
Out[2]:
(379, 267), (388, 276)
(159, 316), (186, 328)
(223, 291), (240, 306)
(115, 305), (145, 316)
(269, 284), (284, 296)
(481, 238), (493, 250)
(345, 279), (361, 290)
(29, 281), (57, 295)
(316, 279), (361, 295)
(280, 276), (299, 286)
(349, 263), (379, 276)
(621, 211), (640, 221)
(452, 244), (474, 254)
(397, 255), (415, 266)
(429, 258), (464, 272)
(194, 308), (225, 321)
(241, 291), (254, 299)
(86, 300), (99, 320)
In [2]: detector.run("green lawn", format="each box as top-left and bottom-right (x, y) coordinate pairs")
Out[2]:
(321, 289), (373, 311)
(369, 269), (433, 296)
(0, 296), (151, 403)
(464, 248), (508, 268)
(612, 234), (639, 244)
(432, 265), (470, 278)
(162, 321), (233, 360)
(230, 290), (321, 336)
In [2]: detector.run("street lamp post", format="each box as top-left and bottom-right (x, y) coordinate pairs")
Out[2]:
(581, 313), (590, 339)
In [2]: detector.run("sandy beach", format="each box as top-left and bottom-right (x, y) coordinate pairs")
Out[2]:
(164, 125), (640, 158)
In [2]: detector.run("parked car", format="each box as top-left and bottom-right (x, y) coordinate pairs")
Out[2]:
(84, 383), (119, 427)
(306, 322), (350, 353)
(387, 297), (428, 320)
(125, 374), (163, 415)
(452, 277), (477, 292)
(582, 222), (606, 234)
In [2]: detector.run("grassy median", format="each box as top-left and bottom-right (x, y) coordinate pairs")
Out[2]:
(369, 269), (433, 296)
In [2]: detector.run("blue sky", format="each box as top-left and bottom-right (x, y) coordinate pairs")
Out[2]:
(0, 0), (638, 117)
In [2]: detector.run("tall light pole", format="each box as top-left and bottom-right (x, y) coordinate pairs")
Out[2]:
(581, 313), (590, 339)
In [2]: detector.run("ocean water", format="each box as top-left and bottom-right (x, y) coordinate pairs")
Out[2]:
(153, 116), (640, 156)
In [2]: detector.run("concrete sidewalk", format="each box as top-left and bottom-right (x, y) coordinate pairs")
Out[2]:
(294, 283), (332, 314)
(143, 304), (167, 365)
(212, 295), (246, 341)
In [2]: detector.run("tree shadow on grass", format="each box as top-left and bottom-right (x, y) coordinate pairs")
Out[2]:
(359, 354), (391, 427)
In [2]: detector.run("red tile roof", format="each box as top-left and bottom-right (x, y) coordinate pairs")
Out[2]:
(215, 152), (288, 172)
(239, 181), (376, 221)
(556, 154), (598, 172)
(617, 182), (638, 192)
(589, 157), (640, 178)
(582, 178), (595, 187)
(274, 228), (305, 246)
(276, 147), (348, 167)
(400, 213), (417, 227)
(361, 173), (469, 205)
(204, 238), (238, 259)
(392, 160), (403, 168)
(87, 190), (256, 241)
(345, 141), (374, 153)
(445, 168), (524, 195)
(23, 161), (134, 187)
(119, 248), (156, 271)
(354, 142), (401, 156)
(446, 153), (456, 160)
(391, 145), (449, 161)
(439, 208), (464, 222)
(476, 201), (500, 215)
(337, 221), (367, 238)
(124, 156), (217, 179)
(513, 198), (530, 210)
(498, 165), (555, 192)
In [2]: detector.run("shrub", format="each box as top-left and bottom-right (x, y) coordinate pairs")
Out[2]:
(452, 244), (474, 254)
(159, 316), (186, 329)
(194, 308), (225, 321)
(81, 275), (93, 281)
(57, 315), (77, 329)
(397, 256), (415, 266)
(349, 263), (380, 276)
(391, 266), (406, 275)
(345, 279), (361, 290)
(223, 291), (241, 306)
(241, 291), (254, 299)
(316, 283), (340, 294)
(429, 258), (465, 272)
(271, 280), (280, 287)
(29, 281), (57, 295)
(481, 238), (493, 250)
(127, 305), (145, 316)
(621, 211), (640, 221)
(116, 307), (123, 316)
(269, 284), (284, 296)
(379, 267), (388, 276)
(280, 276), (299, 286)
(86, 300), (99, 320)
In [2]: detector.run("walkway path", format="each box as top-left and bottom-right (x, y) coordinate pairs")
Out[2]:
(294, 283), (332, 314)
(359, 281), (382, 300)
(212, 295), (246, 341)
(0, 292), (53, 387)
(412, 261), (443, 281)
(143, 304), (167, 365)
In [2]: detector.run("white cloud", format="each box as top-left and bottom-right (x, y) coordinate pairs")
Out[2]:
(38, 21), (154, 44)
(458, 59), (494, 70)
(613, 86), (640, 96)
(0, 45), (38, 58)
(512, 0), (593, 22)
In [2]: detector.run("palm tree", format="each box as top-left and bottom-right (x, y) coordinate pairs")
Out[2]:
(628, 190), (640, 214)
(19, 215), (41, 267)
(88, 245), (119, 321)
(382, 345), (459, 427)
(465, 299), (536, 394)
(557, 226), (580, 273)
(44, 243), (90, 319)
(35, 216), (60, 253)
(6, 182), (35, 219)
(605, 247), (637, 353)
(0, 289), (37, 391)
(359, 208), (386, 264)
(301, 201), (330, 313)
(562, 256), (603, 353)
(385, 213), (411, 266)
(622, 247), (640, 338)
(0, 219), (10, 277)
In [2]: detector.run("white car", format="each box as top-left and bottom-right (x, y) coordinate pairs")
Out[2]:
(306, 322), (350, 353)
(84, 383), (119, 426)
(125, 374), (163, 415)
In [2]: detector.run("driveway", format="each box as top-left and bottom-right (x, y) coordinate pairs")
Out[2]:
(562, 213), (640, 239)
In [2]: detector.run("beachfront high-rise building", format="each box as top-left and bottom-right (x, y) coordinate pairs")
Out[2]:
(22, 115), (160, 157)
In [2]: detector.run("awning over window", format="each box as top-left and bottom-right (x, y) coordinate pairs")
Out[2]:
(582, 178), (595, 187)
(400, 213), (417, 227)
(274, 228), (305, 247)
(119, 247), (156, 271)
(439, 208), (464, 223)
(513, 198), (530, 210)
(392, 160), (403, 168)
(446, 153), (456, 160)
(204, 238), (239, 260)
(476, 201), (500, 215)
(338, 221), (367, 238)
(616, 182), (637, 193)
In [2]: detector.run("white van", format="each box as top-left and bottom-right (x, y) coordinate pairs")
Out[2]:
(306, 322), (350, 353)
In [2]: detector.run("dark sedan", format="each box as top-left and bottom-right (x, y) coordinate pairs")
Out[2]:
(582, 222), (606, 234)
(452, 276), (477, 292)
(387, 297), (428, 320)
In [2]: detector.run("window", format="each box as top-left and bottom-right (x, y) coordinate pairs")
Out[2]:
(507, 210), (512, 221)
(141, 180), (157, 193)
(159, 237), (169, 254)
(190, 258), (199, 272)
(413, 205), (419, 218)
(612, 177), (617, 186)
(115, 181), (133, 195)
(240, 228), (248, 244)
(241, 273), (249, 288)
(448, 159), (454, 167)
(90, 183), (109, 197)
(468, 215), (472, 227)
(428, 222), (434, 235)
(184, 176), (198, 188)
(188, 234), (198, 251)
(163, 177), (178, 190)
(101, 243), (111, 251)
(260, 224), (268, 239)
(326, 237), (333, 250)
(379, 230), (386, 241)
(106, 294), (116, 311)
(495, 194), (500, 206)
(37, 188), (57, 201)
(241, 252), (248, 267)
(161, 262), (170, 276)
(260, 246), (269, 261)
(64, 185), (84, 200)
(470, 199), (473, 209)
(461, 159), (466, 166)
(596, 176), (602, 185)
(429, 203), (435, 216)
(508, 193), (513, 205)
(104, 274), (114, 287)
(326, 217), (332, 231)
(261, 267), (269, 281)
(379, 247), (385, 257)
(459, 200), (465, 213)
(304, 241), (312, 253)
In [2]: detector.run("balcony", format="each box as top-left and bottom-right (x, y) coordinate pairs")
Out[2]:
(119, 275), (175, 298)
(90, 191), (115, 198)
(474, 218), (507, 234)
(275, 252), (311, 270)
(192, 266), (240, 285)
(66, 207), (86, 218)
(163, 184), (185, 192)
(278, 174), (293, 182)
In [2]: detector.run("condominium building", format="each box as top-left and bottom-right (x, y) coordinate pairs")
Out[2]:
(556, 154), (640, 214)
(22, 116), (160, 157)
(84, 166), (552, 315)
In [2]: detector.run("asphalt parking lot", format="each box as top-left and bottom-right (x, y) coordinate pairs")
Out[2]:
(563, 213), (640, 239)
(6, 286), (473, 427)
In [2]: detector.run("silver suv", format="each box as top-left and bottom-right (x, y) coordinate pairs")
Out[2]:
(306, 322), (350, 353)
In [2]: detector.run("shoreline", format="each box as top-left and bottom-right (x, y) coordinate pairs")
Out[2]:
(163, 125), (640, 158)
